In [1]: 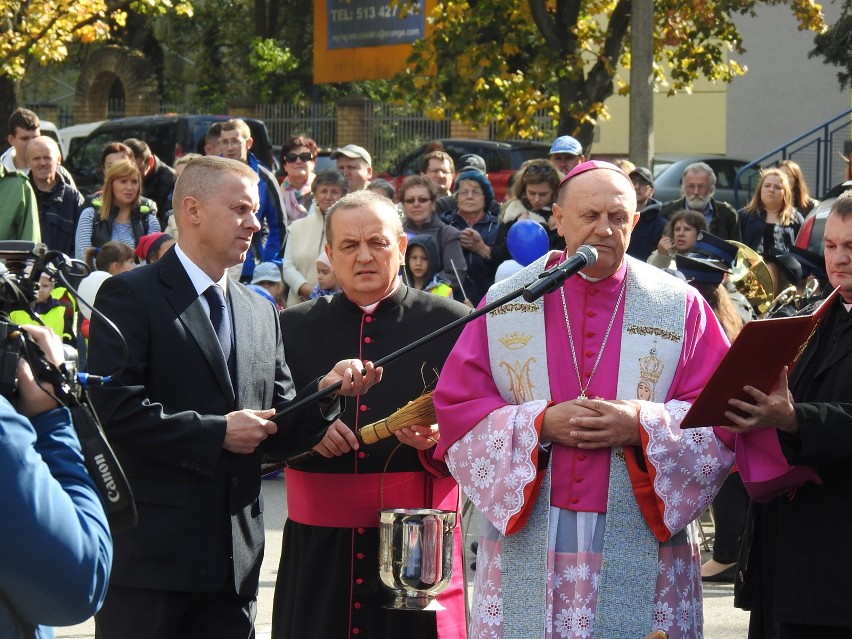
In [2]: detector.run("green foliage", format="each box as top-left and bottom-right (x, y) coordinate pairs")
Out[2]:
(811, 1), (852, 88)
(395, 0), (826, 145)
(249, 37), (299, 102)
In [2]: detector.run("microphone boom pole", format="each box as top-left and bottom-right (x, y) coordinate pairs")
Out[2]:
(272, 246), (598, 468)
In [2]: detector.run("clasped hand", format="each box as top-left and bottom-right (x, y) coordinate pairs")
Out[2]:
(541, 398), (641, 449)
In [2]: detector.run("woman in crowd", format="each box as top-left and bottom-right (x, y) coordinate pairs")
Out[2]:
(647, 209), (708, 269)
(281, 168), (347, 306)
(399, 175), (466, 297)
(280, 136), (318, 223)
(738, 168), (804, 255)
(440, 170), (500, 305)
(493, 159), (565, 264)
(74, 159), (161, 260)
(778, 159), (819, 215)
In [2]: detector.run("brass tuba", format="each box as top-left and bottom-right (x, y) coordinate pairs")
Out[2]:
(728, 241), (774, 315)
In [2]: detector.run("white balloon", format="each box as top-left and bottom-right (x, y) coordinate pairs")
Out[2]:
(76, 271), (112, 320)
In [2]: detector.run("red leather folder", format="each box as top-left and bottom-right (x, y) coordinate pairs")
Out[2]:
(681, 288), (839, 428)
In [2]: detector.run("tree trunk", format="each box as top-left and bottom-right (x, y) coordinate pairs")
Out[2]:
(0, 75), (20, 154)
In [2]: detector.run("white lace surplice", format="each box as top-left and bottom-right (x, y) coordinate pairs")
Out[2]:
(446, 399), (734, 639)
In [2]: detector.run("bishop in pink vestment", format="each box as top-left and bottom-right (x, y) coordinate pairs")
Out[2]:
(433, 161), (735, 639)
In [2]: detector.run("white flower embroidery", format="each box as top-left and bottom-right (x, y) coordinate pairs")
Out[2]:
(653, 600), (675, 631)
(686, 428), (713, 453)
(471, 457), (496, 489)
(676, 598), (693, 633)
(554, 608), (573, 638)
(486, 430), (510, 459)
(693, 454), (720, 486)
(576, 563), (591, 580)
(479, 593), (503, 627)
(572, 605), (595, 638)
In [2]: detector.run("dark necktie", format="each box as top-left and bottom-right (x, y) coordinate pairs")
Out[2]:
(203, 284), (235, 379)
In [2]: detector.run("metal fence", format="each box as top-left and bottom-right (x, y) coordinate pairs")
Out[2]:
(254, 103), (338, 150)
(734, 108), (852, 207)
(363, 102), (451, 171)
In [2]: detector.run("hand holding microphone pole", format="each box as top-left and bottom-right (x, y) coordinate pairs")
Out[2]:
(522, 245), (598, 302)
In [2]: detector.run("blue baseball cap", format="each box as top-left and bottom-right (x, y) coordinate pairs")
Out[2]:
(549, 136), (583, 156)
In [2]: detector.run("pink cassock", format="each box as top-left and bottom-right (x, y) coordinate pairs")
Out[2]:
(434, 259), (736, 639)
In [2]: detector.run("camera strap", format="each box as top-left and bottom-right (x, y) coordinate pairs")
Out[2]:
(70, 401), (137, 532)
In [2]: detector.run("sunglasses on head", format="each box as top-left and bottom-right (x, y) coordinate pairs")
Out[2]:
(285, 152), (314, 163)
(525, 164), (555, 175)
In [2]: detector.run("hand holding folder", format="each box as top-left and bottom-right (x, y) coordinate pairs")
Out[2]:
(680, 287), (839, 429)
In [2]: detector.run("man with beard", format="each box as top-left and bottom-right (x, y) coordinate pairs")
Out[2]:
(661, 162), (741, 241)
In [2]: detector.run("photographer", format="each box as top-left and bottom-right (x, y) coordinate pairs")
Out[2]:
(0, 324), (111, 638)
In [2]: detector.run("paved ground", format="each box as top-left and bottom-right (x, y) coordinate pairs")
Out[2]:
(56, 476), (748, 638)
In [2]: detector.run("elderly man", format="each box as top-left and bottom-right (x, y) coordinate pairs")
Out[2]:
(26, 135), (84, 255)
(331, 144), (373, 191)
(661, 162), (741, 241)
(2, 107), (76, 188)
(270, 190), (469, 639)
(727, 190), (852, 639)
(434, 161), (736, 639)
(88, 156), (379, 639)
(548, 135), (585, 175)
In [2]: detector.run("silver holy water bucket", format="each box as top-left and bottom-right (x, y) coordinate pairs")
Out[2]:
(378, 508), (456, 610)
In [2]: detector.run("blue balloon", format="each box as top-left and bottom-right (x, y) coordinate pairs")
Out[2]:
(507, 219), (549, 266)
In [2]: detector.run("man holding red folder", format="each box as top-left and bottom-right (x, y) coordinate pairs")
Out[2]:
(725, 190), (852, 639)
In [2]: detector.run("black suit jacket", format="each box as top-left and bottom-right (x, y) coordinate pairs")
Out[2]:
(747, 298), (852, 631)
(88, 248), (316, 597)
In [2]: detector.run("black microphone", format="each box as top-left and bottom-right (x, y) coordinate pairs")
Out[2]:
(522, 245), (598, 302)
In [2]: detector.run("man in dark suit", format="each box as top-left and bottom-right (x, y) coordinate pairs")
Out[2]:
(88, 156), (380, 639)
(725, 190), (852, 638)
(660, 161), (742, 241)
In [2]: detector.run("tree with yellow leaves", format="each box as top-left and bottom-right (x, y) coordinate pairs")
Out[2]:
(0, 0), (191, 126)
(397, 0), (825, 147)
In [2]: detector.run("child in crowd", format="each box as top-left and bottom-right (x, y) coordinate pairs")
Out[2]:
(83, 240), (136, 276)
(308, 252), (341, 299)
(135, 232), (176, 264)
(250, 261), (285, 309)
(404, 234), (452, 298)
(78, 241), (137, 347)
(17, 269), (76, 344)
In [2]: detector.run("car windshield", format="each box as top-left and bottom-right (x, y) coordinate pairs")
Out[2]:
(652, 159), (676, 178)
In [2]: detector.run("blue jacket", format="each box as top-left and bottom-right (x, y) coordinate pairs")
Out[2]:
(440, 209), (500, 305)
(241, 153), (286, 280)
(0, 401), (112, 638)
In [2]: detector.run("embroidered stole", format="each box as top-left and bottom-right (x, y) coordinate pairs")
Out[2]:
(484, 254), (686, 638)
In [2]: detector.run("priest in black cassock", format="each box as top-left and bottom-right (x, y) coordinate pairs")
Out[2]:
(270, 191), (470, 639)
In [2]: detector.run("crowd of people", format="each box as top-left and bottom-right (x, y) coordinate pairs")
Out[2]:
(2, 103), (850, 639)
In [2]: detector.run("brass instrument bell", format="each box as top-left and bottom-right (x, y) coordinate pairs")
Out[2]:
(728, 241), (774, 315)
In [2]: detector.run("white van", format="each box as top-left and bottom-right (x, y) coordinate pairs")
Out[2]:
(57, 121), (105, 161)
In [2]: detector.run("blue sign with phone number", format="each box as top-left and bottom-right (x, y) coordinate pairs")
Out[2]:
(327, 0), (425, 49)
